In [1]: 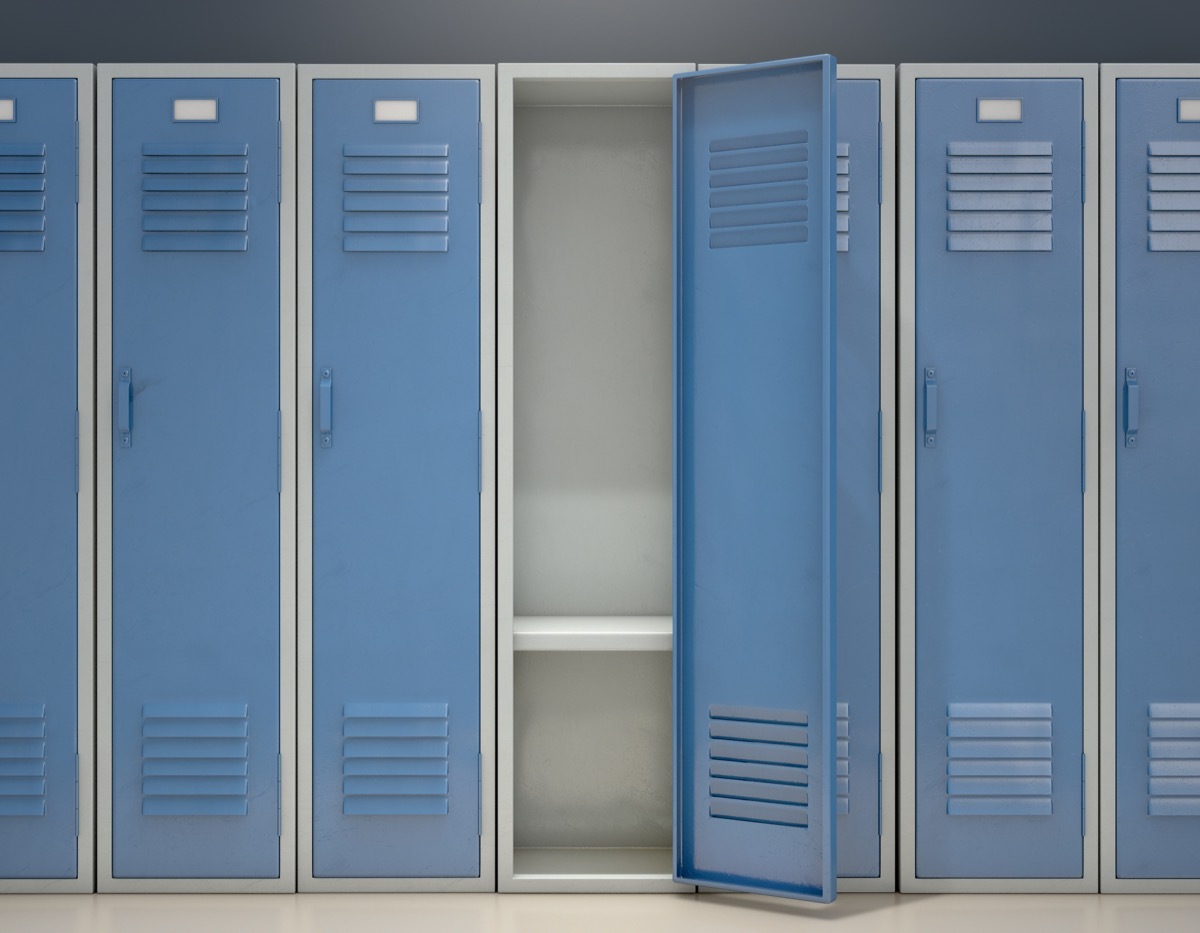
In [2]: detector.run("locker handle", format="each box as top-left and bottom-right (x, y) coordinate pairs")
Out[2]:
(118, 367), (133, 448)
(319, 367), (333, 449)
(923, 368), (938, 448)
(1124, 368), (1139, 448)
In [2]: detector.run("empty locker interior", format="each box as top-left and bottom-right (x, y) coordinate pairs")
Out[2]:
(297, 64), (496, 892)
(498, 63), (692, 893)
(0, 64), (94, 894)
(1101, 64), (1200, 893)
(899, 64), (1098, 893)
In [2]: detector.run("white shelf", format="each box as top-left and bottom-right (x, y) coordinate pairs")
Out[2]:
(513, 847), (677, 882)
(513, 616), (672, 652)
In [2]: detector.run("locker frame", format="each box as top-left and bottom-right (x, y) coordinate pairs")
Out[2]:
(697, 61), (897, 894)
(497, 61), (694, 894)
(95, 63), (297, 894)
(1100, 62), (1200, 895)
(296, 63), (497, 893)
(0, 62), (95, 895)
(898, 63), (1099, 894)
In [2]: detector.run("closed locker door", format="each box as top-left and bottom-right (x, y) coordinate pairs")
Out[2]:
(110, 78), (282, 879)
(310, 79), (481, 878)
(675, 56), (836, 901)
(914, 79), (1085, 878)
(1114, 79), (1200, 879)
(0, 78), (79, 879)
(835, 76), (882, 880)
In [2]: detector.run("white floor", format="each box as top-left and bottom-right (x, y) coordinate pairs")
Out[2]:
(2, 893), (1200, 933)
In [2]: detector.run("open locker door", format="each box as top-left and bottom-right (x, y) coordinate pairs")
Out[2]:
(674, 55), (837, 901)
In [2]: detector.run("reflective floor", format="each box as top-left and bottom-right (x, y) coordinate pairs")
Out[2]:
(1, 893), (1200, 933)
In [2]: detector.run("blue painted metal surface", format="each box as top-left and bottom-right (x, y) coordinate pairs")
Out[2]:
(914, 78), (1085, 879)
(834, 75), (882, 881)
(0, 77), (79, 879)
(111, 77), (281, 879)
(1114, 77), (1200, 880)
(675, 55), (837, 902)
(310, 78), (481, 879)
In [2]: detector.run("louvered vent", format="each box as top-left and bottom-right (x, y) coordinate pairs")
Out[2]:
(140, 142), (249, 252)
(946, 141), (1053, 252)
(141, 702), (249, 816)
(707, 704), (809, 827)
(342, 144), (450, 253)
(1146, 143), (1200, 252)
(836, 143), (850, 253)
(0, 702), (47, 817)
(342, 702), (449, 816)
(836, 702), (850, 815)
(946, 702), (1052, 816)
(1147, 703), (1200, 817)
(0, 143), (47, 252)
(708, 129), (809, 249)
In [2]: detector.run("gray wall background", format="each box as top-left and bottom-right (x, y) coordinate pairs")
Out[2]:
(5, 0), (1196, 65)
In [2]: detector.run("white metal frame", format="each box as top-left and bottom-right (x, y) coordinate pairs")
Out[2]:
(95, 63), (297, 893)
(497, 62), (693, 894)
(1099, 62), (1200, 895)
(898, 63), (1099, 893)
(0, 62), (95, 895)
(296, 63), (497, 893)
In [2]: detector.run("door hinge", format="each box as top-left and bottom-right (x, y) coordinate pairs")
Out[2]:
(1081, 410), (1087, 494)
(75, 753), (80, 838)
(276, 410), (282, 495)
(877, 410), (883, 495)
(877, 752), (884, 836)
(477, 121), (483, 206)
(74, 120), (79, 204)
(877, 120), (883, 206)
(477, 752), (483, 837)
(477, 409), (483, 495)
(276, 120), (282, 205)
(1081, 122), (1087, 204)
(277, 753), (283, 837)
(1081, 753), (1087, 836)
(75, 410), (80, 495)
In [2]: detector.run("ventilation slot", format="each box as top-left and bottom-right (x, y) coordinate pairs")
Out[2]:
(836, 702), (850, 815)
(945, 702), (1052, 816)
(0, 142), (47, 252)
(342, 702), (450, 816)
(342, 143), (450, 252)
(141, 702), (250, 816)
(0, 703), (47, 817)
(140, 142), (249, 252)
(707, 704), (809, 827)
(946, 140), (1053, 252)
(836, 143), (850, 253)
(1148, 703), (1200, 817)
(1147, 142), (1200, 252)
(707, 128), (809, 249)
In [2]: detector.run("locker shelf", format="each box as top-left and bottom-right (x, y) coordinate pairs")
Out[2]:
(512, 847), (675, 881)
(513, 616), (671, 651)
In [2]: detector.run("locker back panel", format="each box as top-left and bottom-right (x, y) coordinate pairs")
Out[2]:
(310, 78), (481, 879)
(111, 77), (281, 879)
(1114, 78), (1200, 880)
(914, 78), (1085, 879)
(675, 57), (835, 901)
(0, 78), (78, 879)
(835, 76), (882, 880)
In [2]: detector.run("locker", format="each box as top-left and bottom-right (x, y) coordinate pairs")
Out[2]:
(298, 65), (495, 891)
(0, 65), (93, 893)
(899, 65), (1098, 892)
(97, 65), (296, 892)
(675, 55), (837, 902)
(1102, 65), (1200, 892)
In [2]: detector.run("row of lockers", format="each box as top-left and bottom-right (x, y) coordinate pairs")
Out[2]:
(0, 59), (1197, 899)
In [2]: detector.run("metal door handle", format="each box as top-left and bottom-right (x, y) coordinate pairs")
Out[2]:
(1124, 367), (1139, 448)
(923, 367), (938, 448)
(319, 367), (333, 448)
(118, 367), (133, 448)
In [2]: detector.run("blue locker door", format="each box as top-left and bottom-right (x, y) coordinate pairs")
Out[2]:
(914, 79), (1085, 878)
(835, 76), (881, 880)
(111, 78), (281, 879)
(1114, 78), (1200, 879)
(310, 79), (481, 878)
(0, 78), (79, 879)
(675, 56), (837, 901)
